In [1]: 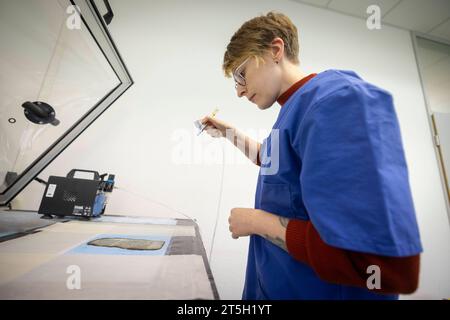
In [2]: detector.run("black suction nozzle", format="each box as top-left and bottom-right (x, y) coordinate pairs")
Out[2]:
(21, 101), (60, 126)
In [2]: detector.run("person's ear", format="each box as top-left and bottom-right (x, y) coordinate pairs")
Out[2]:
(271, 37), (285, 63)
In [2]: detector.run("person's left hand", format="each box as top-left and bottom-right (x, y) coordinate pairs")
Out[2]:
(228, 208), (258, 239)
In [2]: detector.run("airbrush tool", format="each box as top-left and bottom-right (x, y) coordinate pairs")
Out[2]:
(194, 108), (219, 135)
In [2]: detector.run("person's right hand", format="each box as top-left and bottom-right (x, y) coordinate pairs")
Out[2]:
(200, 116), (233, 138)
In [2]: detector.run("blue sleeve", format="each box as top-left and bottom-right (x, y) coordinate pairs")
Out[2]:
(296, 85), (422, 257)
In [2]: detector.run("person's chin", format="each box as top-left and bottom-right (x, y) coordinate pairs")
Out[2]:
(256, 101), (274, 110)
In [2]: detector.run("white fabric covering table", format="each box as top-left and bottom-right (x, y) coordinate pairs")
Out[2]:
(0, 211), (218, 299)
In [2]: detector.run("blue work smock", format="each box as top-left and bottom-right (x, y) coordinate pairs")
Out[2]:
(242, 69), (423, 300)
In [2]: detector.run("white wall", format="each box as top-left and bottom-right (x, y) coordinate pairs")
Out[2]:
(11, 0), (450, 299)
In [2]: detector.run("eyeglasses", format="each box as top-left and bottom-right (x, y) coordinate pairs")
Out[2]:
(233, 57), (250, 88)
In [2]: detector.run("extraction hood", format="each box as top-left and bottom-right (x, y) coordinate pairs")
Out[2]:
(0, 0), (133, 206)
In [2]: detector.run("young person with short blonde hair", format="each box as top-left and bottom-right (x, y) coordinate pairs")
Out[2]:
(202, 11), (422, 300)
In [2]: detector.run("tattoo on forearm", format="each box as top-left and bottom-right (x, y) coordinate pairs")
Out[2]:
(263, 234), (288, 251)
(260, 217), (290, 251)
(279, 217), (289, 228)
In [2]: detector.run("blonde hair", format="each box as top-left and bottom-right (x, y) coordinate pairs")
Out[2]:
(222, 11), (300, 77)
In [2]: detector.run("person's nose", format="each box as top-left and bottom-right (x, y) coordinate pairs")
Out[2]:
(236, 84), (246, 98)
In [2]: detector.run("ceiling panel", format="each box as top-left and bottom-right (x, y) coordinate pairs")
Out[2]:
(429, 18), (450, 42)
(291, 0), (450, 43)
(328, 0), (400, 18)
(382, 0), (450, 33)
(292, 0), (330, 7)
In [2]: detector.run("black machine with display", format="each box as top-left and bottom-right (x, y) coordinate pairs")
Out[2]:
(38, 169), (115, 219)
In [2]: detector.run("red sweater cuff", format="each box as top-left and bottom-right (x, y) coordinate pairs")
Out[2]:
(285, 219), (309, 264)
(284, 219), (420, 294)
